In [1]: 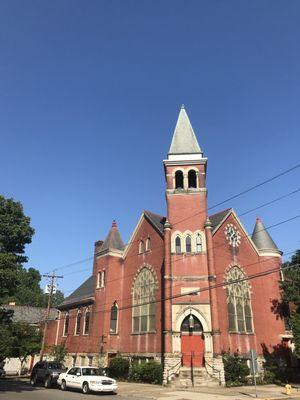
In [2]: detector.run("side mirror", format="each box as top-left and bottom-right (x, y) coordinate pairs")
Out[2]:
(76, 372), (81, 376)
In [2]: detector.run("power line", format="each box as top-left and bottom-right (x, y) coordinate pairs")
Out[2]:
(49, 261), (300, 324)
(60, 211), (300, 294)
(43, 163), (300, 275)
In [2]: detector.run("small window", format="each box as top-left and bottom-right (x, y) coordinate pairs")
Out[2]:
(63, 313), (69, 336)
(146, 237), (151, 251)
(110, 303), (118, 334)
(100, 271), (105, 288)
(188, 170), (197, 188)
(97, 272), (101, 288)
(175, 170), (184, 189)
(75, 310), (81, 335)
(83, 309), (90, 335)
(88, 356), (93, 367)
(139, 240), (145, 254)
(175, 236), (181, 253)
(196, 234), (202, 252)
(185, 235), (192, 253)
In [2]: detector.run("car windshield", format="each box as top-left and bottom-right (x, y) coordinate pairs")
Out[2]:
(82, 368), (101, 376)
(48, 363), (63, 370)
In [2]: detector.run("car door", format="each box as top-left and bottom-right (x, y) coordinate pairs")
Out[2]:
(37, 362), (46, 381)
(65, 367), (77, 388)
(72, 367), (83, 388)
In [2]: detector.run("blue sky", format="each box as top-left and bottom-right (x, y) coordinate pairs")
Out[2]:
(0, 0), (299, 296)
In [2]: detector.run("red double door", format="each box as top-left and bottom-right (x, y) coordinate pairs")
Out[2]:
(181, 333), (205, 367)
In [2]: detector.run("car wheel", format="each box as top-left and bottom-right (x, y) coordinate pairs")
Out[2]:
(60, 380), (67, 391)
(30, 376), (37, 386)
(45, 377), (52, 388)
(82, 382), (90, 394)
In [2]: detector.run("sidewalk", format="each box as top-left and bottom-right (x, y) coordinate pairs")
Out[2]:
(117, 382), (300, 400)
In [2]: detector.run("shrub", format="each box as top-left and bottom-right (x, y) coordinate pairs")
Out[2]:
(129, 361), (163, 384)
(223, 353), (250, 386)
(50, 344), (67, 364)
(108, 357), (129, 379)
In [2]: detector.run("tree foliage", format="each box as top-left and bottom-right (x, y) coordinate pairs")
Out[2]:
(49, 344), (67, 364)
(281, 250), (300, 357)
(0, 195), (64, 307)
(222, 353), (250, 386)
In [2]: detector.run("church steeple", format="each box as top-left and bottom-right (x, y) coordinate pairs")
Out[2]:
(168, 105), (203, 160)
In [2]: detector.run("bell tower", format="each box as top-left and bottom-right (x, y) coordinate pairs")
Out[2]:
(163, 105), (208, 232)
(162, 106), (214, 378)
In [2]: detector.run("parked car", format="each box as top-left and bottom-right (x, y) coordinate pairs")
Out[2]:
(30, 361), (66, 388)
(0, 367), (6, 378)
(57, 366), (118, 394)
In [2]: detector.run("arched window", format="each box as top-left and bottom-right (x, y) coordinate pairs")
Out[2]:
(188, 170), (197, 188)
(75, 310), (81, 335)
(146, 238), (151, 251)
(226, 266), (253, 333)
(181, 314), (203, 333)
(175, 170), (184, 189)
(185, 235), (192, 253)
(139, 240), (144, 254)
(175, 236), (181, 253)
(110, 302), (118, 334)
(196, 233), (202, 253)
(63, 312), (69, 336)
(132, 268), (157, 333)
(83, 308), (90, 335)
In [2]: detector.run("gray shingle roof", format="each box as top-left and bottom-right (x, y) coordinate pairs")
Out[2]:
(144, 211), (166, 236)
(60, 275), (94, 308)
(209, 209), (232, 233)
(100, 220), (125, 252)
(168, 106), (202, 155)
(3, 305), (57, 324)
(251, 218), (279, 252)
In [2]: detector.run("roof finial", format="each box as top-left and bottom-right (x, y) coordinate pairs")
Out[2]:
(112, 220), (117, 227)
(256, 216), (261, 222)
(181, 104), (185, 109)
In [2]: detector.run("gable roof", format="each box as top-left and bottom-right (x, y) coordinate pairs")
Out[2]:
(100, 220), (125, 252)
(209, 208), (232, 233)
(59, 275), (94, 308)
(168, 106), (202, 155)
(144, 211), (166, 236)
(3, 305), (57, 324)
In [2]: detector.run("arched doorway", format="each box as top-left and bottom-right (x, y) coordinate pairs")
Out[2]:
(181, 314), (205, 367)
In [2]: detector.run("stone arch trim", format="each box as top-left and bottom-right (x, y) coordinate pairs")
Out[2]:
(175, 307), (210, 333)
(131, 264), (159, 294)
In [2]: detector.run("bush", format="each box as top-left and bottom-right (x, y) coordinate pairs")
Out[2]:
(223, 353), (250, 386)
(129, 361), (163, 384)
(108, 357), (129, 379)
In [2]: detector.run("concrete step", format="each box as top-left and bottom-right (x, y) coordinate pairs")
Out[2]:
(169, 367), (220, 388)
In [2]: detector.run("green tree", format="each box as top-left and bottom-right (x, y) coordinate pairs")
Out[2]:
(49, 344), (67, 364)
(0, 195), (65, 307)
(0, 307), (14, 364)
(222, 353), (250, 386)
(10, 322), (42, 375)
(281, 250), (300, 358)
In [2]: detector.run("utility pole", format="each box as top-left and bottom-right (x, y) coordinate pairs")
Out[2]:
(39, 272), (63, 361)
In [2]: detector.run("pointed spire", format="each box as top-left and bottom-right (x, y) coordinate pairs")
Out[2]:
(100, 220), (125, 252)
(168, 106), (202, 155)
(251, 217), (280, 253)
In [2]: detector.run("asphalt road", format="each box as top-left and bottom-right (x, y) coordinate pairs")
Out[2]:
(0, 378), (151, 400)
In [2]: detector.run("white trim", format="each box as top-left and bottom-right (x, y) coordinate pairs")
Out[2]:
(123, 213), (145, 258)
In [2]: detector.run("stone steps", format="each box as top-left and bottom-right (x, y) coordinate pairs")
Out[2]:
(169, 367), (220, 388)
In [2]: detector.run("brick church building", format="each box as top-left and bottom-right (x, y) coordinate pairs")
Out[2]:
(45, 107), (287, 385)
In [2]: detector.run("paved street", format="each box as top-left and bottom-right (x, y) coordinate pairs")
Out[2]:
(0, 378), (152, 400)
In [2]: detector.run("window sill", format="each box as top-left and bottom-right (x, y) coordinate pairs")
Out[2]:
(131, 331), (156, 335)
(82, 333), (89, 336)
(109, 332), (118, 336)
(73, 334), (80, 336)
(62, 335), (67, 338)
(229, 331), (254, 335)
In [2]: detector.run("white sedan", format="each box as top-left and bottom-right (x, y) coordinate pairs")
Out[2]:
(57, 366), (118, 394)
